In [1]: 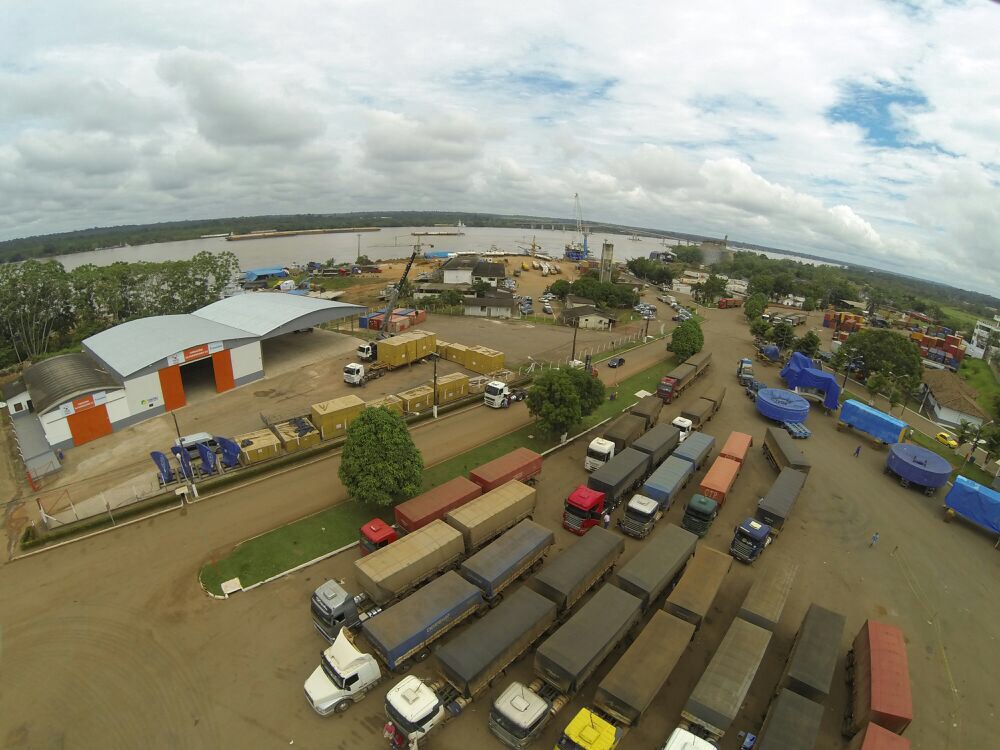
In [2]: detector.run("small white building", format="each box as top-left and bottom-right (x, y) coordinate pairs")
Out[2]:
(463, 295), (520, 319)
(441, 256), (506, 287)
(563, 305), (615, 330)
(972, 316), (1000, 350)
(565, 295), (597, 310)
(921, 370), (987, 429)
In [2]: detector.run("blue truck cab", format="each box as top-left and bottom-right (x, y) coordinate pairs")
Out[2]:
(729, 518), (772, 563)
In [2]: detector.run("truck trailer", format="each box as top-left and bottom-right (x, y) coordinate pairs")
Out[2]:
(699, 457), (741, 505)
(469, 448), (542, 491)
(944, 475), (1000, 537)
(846, 723), (912, 750)
(459, 519), (554, 601)
(631, 423), (681, 466)
(559, 611), (696, 749)
(611, 524), (697, 610)
(629, 394), (664, 429)
(719, 431), (753, 465)
(489, 583), (643, 748)
(586, 414), (647, 471)
(620, 456), (691, 537)
(762, 425), (811, 474)
(779, 603), (846, 702)
(382, 587), (557, 748)
(837, 400), (908, 445)
(663, 546), (732, 629)
(736, 562), (798, 631)
(681, 617), (772, 742)
(756, 467), (808, 532)
(843, 620), (912, 739)
(657, 363), (697, 403)
(527, 526), (624, 615)
(673, 431), (716, 471)
(700, 385), (726, 415)
(680, 398), (715, 429)
(756, 689), (824, 750)
(445, 480), (536, 551)
(565, 447), (652, 533)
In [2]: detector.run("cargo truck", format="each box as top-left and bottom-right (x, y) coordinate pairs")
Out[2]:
(585, 414), (647, 471)
(843, 620), (912, 739)
(343, 361), (388, 385)
(458, 520), (553, 602)
(527, 527), (624, 616)
(673, 431), (716, 471)
(628, 394), (663, 429)
(846, 723), (912, 750)
(382, 587), (557, 748)
(756, 689), (824, 750)
(680, 617), (772, 742)
(737, 562), (798, 631)
(660, 729), (717, 750)
(565, 447), (652, 533)
(699, 456), (741, 504)
(484, 381), (527, 409)
(664, 546), (732, 629)
(719, 431), (753, 465)
(762, 426), (811, 474)
(631, 423), (681, 466)
(700, 385), (726, 415)
(778, 603), (846, 702)
(658, 352), (712, 402)
(612, 524), (697, 610)
(488, 583), (643, 748)
(671, 415), (696, 442)
(558, 611), (696, 749)
(729, 518), (772, 563)
(756, 467), (807, 533)
(469, 448), (542, 491)
(619, 456), (692, 537)
(680, 398), (715, 429)
(837, 400), (908, 445)
(313, 483), (536, 639)
(358, 477), (483, 554)
(681, 494), (719, 537)
(737, 357), (754, 386)
(944, 475), (1000, 537)
(304, 629), (384, 715)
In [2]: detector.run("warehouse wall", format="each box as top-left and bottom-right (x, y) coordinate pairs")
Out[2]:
(105, 391), (130, 424)
(125, 371), (165, 414)
(39, 410), (72, 447)
(230, 341), (264, 384)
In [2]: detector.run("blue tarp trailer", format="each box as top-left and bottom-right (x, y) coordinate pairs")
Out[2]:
(673, 431), (716, 471)
(780, 352), (842, 410)
(945, 476), (1000, 536)
(641, 456), (693, 510)
(459, 520), (554, 600)
(838, 400), (907, 445)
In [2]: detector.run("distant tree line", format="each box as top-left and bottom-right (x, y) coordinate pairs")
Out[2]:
(0, 251), (239, 369)
(547, 274), (638, 309)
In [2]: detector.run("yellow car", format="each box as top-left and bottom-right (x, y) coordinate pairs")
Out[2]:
(935, 432), (958, 448)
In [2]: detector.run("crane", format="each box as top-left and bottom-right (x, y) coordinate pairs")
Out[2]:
(564, 193), (589, 261)
(376, 240), (424, 340)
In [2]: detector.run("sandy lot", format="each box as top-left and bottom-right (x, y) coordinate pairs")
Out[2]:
(2, 299), (997, 750)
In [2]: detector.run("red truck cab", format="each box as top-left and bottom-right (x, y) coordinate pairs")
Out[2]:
(563, 486), (607, 535)
(359, 518), (398, 555)
(656, 376), (679, 402)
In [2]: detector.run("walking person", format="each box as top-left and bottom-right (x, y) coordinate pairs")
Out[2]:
(869, 531), (880, 548)
(602, 512), (611, 529)
(854, 445), (862, 458)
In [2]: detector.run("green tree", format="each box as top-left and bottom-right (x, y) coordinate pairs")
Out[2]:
(748, 274), (775, 299)
(771, 322), (794, 351)
(526, 369), (582, 436)
(338, 407), (423, 506)
(471, 280), (492, 296)
(668, 319), (704, 362)
(565, 367), (606, 416)
(438, 289), (463, 306)
(980, 425), (1000, 467)
(984, 330), (1000, 362)
(674, 246), (703, 265)
(801, 297), (816, 311)
(744, 292), (768, 322)
(749, 319), (771, 340)
(793, 330), (821, 358)
(955, 420), (977, 451)
(549, 279), (571, 299)
(837, 329), (922, 381)
(0, 260), (74, 360)
(865, 371), (891, 402)
(356, 254), (373, 265)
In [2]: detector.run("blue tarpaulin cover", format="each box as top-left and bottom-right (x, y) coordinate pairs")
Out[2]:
(761, 344), (780, 361)
(839, 400), (907, 444)
(780, 352), (842, 410)
(946, 476), (1000, 534)
(242, 266), (289, 281)
(886, 443), (951, 488)
(756, 388), (810, 423)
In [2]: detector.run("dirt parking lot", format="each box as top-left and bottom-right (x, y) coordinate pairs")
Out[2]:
(2, 303), (997, 750)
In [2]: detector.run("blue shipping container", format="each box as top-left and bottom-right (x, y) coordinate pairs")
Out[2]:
(673, 432), (716, 470)
(359, 316), (369, 329)
(641, 457), (693, 510)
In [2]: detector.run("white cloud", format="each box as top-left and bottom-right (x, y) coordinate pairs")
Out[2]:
(0, 0), (997, 293)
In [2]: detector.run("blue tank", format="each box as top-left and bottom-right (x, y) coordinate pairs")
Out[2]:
(885, 443), (952, 491)
(756, 388), (810, 423)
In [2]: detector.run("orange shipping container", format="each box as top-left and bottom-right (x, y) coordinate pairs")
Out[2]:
(699, 457), (741, 504)
(720, 432), (754, 465)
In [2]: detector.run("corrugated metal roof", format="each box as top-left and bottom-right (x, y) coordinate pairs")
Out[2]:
(194, 293), (364, 337)
(22, 353), (121, 414)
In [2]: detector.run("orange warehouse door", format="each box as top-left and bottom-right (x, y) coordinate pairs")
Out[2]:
(66, 405), (112, 446)
(212, 350), (236, 393)
(159, 365), (186, 411)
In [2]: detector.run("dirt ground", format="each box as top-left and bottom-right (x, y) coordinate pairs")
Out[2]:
(2, 296), (998, 750)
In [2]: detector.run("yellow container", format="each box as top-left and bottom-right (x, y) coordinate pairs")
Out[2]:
(376, 337), (410, 368)
(436, 372), (470, 404)
(410, 330), (437, 359)
(435, 340), (452, 357)
(447, 343), (470, 366)
(365, 394), (404, 415)
(272, 418), (320, 453)
(310, 395), (365, 439)
(398, 385), (434, 412)
(235, 429), (282, 464)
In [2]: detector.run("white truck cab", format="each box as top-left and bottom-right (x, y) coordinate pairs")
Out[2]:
(384, 675), (444, 745)
(585, 437), (616, 471)
(304, 630), (382, 715)
(661, 728), (716, 750)
(343, 363), (365, 385)
(356, 342), (376, 361)
(671, 416), (694, 442)
(485, 381), (512, 408)
(489, 682), (551, 748)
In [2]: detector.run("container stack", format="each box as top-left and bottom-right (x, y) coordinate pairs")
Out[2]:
(823, 310), (865, 332)
(271, 417), (320, 453)
(365, 394), (404, 415)
(466, 346), (505, 374)
(234, 428), (282, 464)
(908, 330), (966, 367)
(398, 385), (434, 412)
(435, 372), (470, 404)
(446, 342), (470, 367)
(310, 394), (365, 439)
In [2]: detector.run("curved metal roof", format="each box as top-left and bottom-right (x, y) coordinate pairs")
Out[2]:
(22, 353), (121, 414)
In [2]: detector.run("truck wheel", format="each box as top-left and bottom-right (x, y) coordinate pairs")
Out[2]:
(415, 650), (430, 662)
(334, 699), (353, 714)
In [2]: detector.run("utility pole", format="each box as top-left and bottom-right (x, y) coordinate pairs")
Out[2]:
(356, 234), (361, 261)
(571, 318), (579, 362)
(431, 353), (439, 419)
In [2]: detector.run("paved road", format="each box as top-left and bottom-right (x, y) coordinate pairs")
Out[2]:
(2, 303), (998, 750)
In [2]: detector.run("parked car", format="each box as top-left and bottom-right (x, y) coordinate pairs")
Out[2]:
(174, 432), (220, 458)
(608, 357), (625, 368)
(543, 304), (553, 314)
(935, 432), (958, 448)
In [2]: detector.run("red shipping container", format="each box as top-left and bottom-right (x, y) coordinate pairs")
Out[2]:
(394, 476), (482, 533)
(698, 457), (741, 504)
(719, 431), (753, 465)
(846, 723), (910, 750)
(469, 448), (543, 491)
(845, 620), (912, 738)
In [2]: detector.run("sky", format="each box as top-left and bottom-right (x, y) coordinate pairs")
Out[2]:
(1, 1), (998, 293)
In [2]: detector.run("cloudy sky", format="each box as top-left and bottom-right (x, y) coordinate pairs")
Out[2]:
(2, 1), (998, 292)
